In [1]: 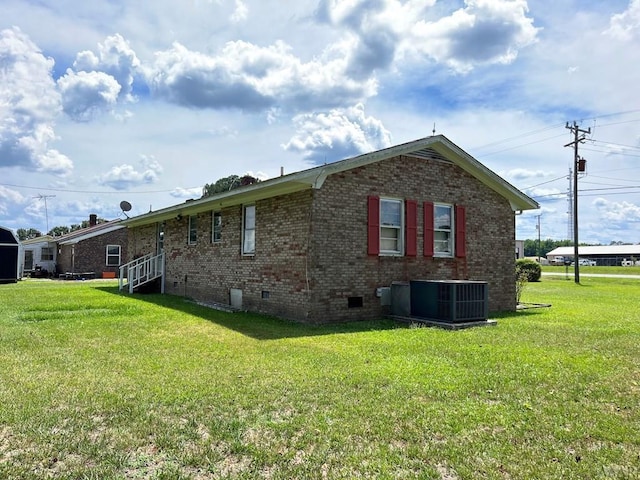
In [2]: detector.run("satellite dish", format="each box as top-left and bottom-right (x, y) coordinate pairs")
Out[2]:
(120, 200), (132, 218)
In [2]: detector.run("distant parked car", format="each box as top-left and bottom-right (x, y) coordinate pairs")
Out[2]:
(571, 258), (596, 266)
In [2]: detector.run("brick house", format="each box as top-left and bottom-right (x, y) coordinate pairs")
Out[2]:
(56, 215), (128, 278)
(123, 135), (538, 323)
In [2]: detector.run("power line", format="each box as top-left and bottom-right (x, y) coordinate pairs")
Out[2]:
(524, 175), (568, 189)
(588, 139), (640, 151)
(0, 182), (201, 195)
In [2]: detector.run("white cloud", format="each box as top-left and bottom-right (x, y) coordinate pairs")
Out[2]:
(283, 103), (391, 162)
(170, 187), (204, 199)
(409, 0), (539, 72)
(0, 185), (26, 216)
(0, 27), (73, 176)
(146, 40), (377, 111)
(314, 0), (415, 78)
(73, 34), (141, 99)
(593, 198), (640, 223)
(504, 168), (548, 181)
(97, 155), (163, 190)
(57, 70), (121, 121)
(604, 0), (640, 40)
(230, 0), (249, 23)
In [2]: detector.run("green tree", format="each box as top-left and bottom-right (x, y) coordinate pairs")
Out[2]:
(522, 238), (573, 258)
(16, 228), (42, 241)
(202, 174), (260, 197)
(48, 226), (71, 237)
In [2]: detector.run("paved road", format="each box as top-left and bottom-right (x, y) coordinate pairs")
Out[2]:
(542, 272), (640, 279)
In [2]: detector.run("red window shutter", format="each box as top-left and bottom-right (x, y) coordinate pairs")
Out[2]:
(455, 205), (466, 258)
(405, 199), (417, 256)
(423, 202), (434, 257)
(367, 196), (380, 255)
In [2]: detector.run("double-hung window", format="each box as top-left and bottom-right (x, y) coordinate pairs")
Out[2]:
(242, 205), (255, 254)
(212, 211), (222, 243)
(434, 204), (453, 256)
(106, 245), (121, 266)
(380, 199), (403, 255)
(41, 247), (54, 261)
(188, 215), (198, 244)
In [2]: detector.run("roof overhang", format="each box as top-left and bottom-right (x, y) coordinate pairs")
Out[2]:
(123, 135), (539, 228)
(57, 225), (125, 245)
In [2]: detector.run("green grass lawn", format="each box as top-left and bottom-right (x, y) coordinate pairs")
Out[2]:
(1, 278), (639, 479)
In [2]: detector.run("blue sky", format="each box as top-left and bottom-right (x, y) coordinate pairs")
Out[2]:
(1, 0), (639, 244)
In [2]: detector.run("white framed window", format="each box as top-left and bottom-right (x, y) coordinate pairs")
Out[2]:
(41, 247), (54, 261)
(242, 205), (255, 255)
(188, 215), (198, 245)
(106, 245), (121, 266)
(380, 198), (404, 255)
(434, 203), (454, 257)
(212, 211), (222, 243)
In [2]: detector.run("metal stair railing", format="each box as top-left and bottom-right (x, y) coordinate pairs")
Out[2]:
(118, 252), (165, 293)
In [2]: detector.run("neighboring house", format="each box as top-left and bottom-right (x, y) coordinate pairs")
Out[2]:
(0, 226), (21, 283)
(21, 235), (57, 277)
(123, 135), (538, 323)
(515, 240), (525, 260)
(547, 245), (640, 266)
(56, 215), (128, 278)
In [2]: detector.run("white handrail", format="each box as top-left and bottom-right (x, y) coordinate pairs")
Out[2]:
(119, 252), (164, 293)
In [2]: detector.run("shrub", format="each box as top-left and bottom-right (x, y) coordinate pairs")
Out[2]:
(515, 271), (528, 303)
(516, 258), (542, 282)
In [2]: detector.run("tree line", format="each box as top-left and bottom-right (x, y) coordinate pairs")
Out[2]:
(16, 218), (107, 241)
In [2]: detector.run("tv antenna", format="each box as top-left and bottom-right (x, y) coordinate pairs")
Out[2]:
(120, 200), (132, 218)
(33, 194), (56, 232)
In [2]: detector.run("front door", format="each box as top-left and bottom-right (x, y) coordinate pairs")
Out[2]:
(157, 221), (165, 254)
(24, 250), (33, 271)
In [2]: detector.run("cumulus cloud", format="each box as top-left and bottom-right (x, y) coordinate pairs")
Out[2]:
(170, 187), (204, 199)
(0, 27), (72, 176)
(315, 0), (415, 78)
(97, 155), (163, 190)
(409, 0), (539, 72)
(146, 40), (377, 112)
(73, 34), (140, 99)
(593, 198), (640, 223)
(605, 0), (640, 40)
(58, 34), (140, 121)
(230, 0), (249, 23)
(0, 185), (26, 216)
(57, 70), (121, 121)
(282, 103), (392, 163)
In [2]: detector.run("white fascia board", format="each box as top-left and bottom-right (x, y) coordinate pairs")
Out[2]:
(57, 225), (125, 245)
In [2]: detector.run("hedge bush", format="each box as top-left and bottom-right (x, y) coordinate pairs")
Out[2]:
(516, 258), (542, 282)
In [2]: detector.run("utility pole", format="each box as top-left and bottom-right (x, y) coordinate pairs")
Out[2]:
(564, 122), (590, 284)
(536, 214), (542, 263)
(567, 168), (573, 241)
(34, 194), (56, 233)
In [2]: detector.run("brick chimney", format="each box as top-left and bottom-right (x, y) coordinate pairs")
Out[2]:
(89, 214), (98, 227)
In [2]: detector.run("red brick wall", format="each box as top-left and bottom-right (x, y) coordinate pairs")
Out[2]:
(127, 154), (516, 323)
(307, 154), (515, 322)
(57, 228), (128, 275)
(130, 191), (314, 321)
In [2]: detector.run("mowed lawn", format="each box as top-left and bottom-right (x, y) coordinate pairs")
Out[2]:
(0, 277), (638, 479)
